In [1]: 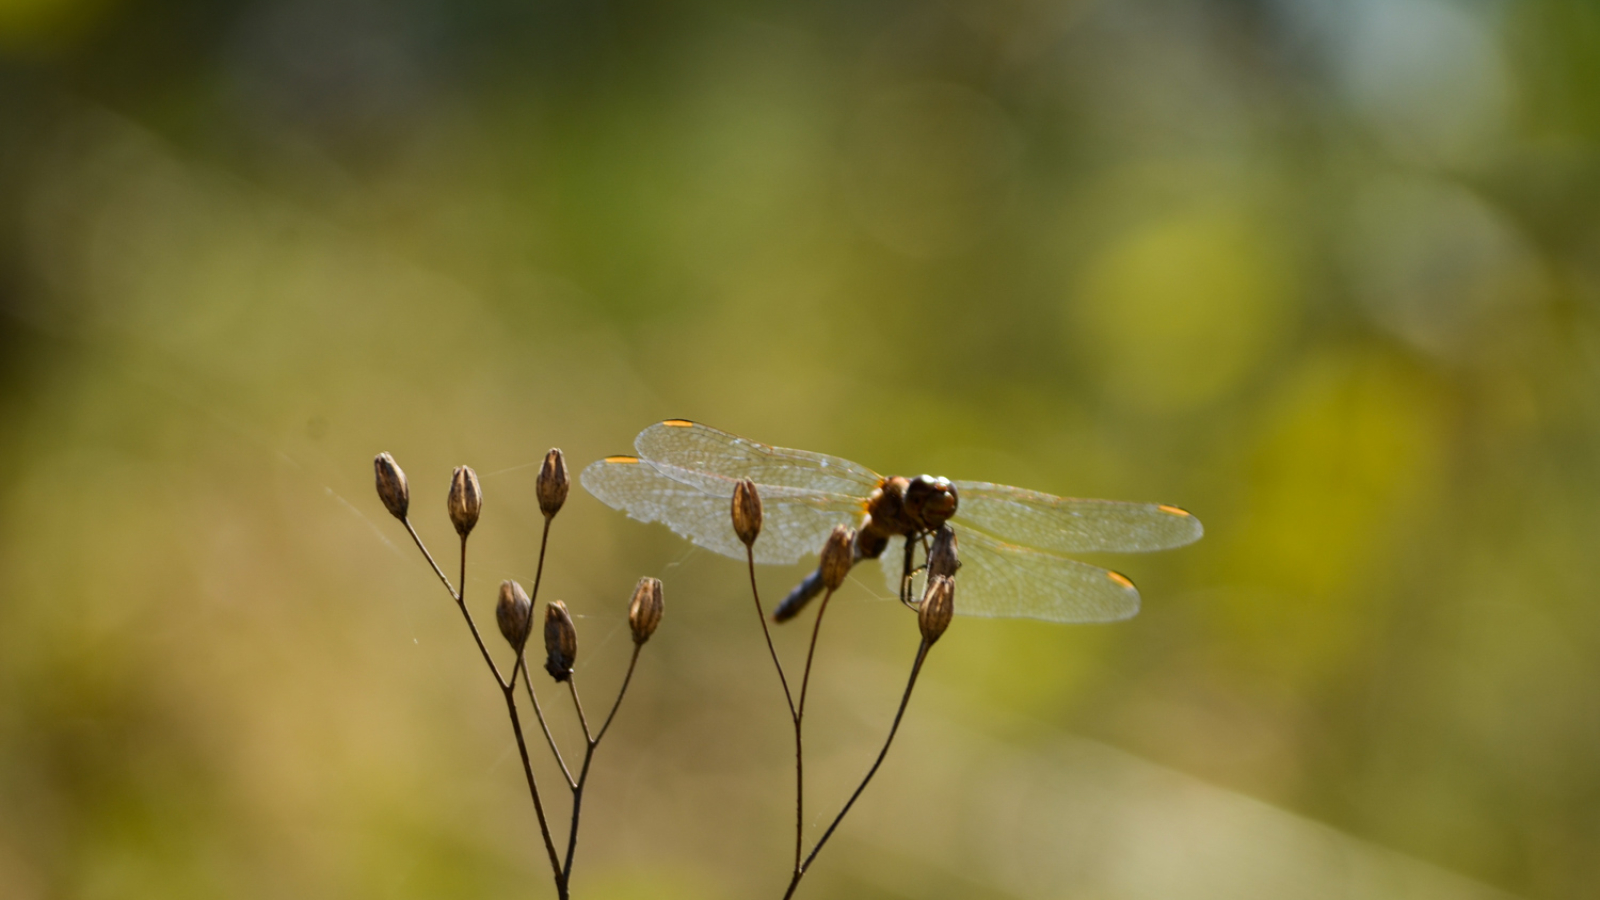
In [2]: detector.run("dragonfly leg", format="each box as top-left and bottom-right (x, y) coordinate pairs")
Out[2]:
(896, 530), (942, 608)
(898, 533), (922, 610)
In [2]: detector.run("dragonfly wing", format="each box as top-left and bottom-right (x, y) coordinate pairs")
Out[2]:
(581, 455), (861, 565)
(951, 481), (1202, 554)
(634, 420), (883, 496)
(876, 530), (1140, 623)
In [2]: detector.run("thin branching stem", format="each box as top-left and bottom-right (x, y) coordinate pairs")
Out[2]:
(518, 518), (576, 787)
(596, 644), (643, 744)
(782, 639), (931, 900)
(502, 656), (565, 889)
(521, 660), (576, 789)
(402, 518), (460, 600)
(797, 589), (836, 719)
(531, 517), (552, 605)
(559, 645), (642, 889)
(561, 733), (594, 888)
(400, 519), (561, 890)
(568, 678), (593, 744)
(404, 521), (503, 686)
(791, 586), (836, 873)
(458, 534), (506, 686)
(746, 546), (796, 719)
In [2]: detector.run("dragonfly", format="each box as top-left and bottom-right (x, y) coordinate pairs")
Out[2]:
(580, 420), (1202, 624)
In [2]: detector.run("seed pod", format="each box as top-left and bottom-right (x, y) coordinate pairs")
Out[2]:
(918, 575), (954, 645)
(374, 452), (409, 520)
(536, 448), (569, 519)
(927, 525), (959, 580)
(820, 525), (855, 592)
(448, 465), (482, 537)
(731, 478), (762, 547)
(496, 580), (533, 649)
(628, 576), (664, 645)
(543, 600), (578, 682)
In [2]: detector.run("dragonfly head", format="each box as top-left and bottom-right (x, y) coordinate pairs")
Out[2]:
(905, 475), (958, 530)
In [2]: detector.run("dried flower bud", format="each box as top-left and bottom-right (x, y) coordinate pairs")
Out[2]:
(820, 525), (855, 591)
(731, 478), (763, 547)
(537, 448), (569, 519)
(628, 576), (664, 645)
(448, 465), (482, 537)
(918, 575), (954, 645)
(927, 525), (959, 580)
(496, 580), (533, 649)
(374, 452), (409, 520)
(543, 600), (578, 681)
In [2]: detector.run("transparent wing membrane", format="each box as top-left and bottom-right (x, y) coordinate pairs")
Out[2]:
(951, 481), (1202, 554)
(580, 456), (859, 565)
(635, 420), (882, 496)
(878, 531), (1140, 623)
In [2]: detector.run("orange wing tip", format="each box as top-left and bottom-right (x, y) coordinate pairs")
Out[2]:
(662, 419), (695, 427)
(1107, 571), (1136, 590)
(1157, 504), (1191, 517)
(604, 455), (640, 464)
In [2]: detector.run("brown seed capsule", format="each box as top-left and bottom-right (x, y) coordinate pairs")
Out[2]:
(543, 600), (578, 682)
(628, 576), (664, 645)
(374, 452), (409, 520)
(731, 478), (763, 547)
(448, 465), (482, 537)
(496, 580), (533, 649)
(536, 448), (569, 519)
(918, 575), (954, 645)
(820, 525), (856, 592)
(927, 525), (959, 580)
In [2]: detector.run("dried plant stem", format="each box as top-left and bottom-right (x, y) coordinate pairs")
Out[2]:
(455, 536), (507, 683)
(781, 639), (931, 900)
(568, 679), (593, 743)
(399, 519), (563, 895)
(559, 646), (643, 890)
(792, 587), (836, 873)
(746, 547), (796, 718)
(519, 517), (578, 788)
(384, 453), (642, 900)
(531, 518), (552, 615)
(402, 519), (459, 599)
(503, 658), (565, 884)
(521, 663), (576, 788)
(401, 520), (503, 680)
(597, 646), (642, 745)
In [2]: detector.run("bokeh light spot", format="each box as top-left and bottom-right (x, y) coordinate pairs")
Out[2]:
(1067, 205), (1297, 413)
(1346, 176), (1545, 361)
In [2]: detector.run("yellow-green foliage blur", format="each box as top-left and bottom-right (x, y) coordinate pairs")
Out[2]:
(1, 1), (1596, 899)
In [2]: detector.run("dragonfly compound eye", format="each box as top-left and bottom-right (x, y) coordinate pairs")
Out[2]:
(905, 475), (958, 529)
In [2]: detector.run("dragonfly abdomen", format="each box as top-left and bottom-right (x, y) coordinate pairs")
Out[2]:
(773, 568), (826, 623)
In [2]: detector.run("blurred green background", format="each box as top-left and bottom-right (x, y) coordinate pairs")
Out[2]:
(1, 0), (1597, 898)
